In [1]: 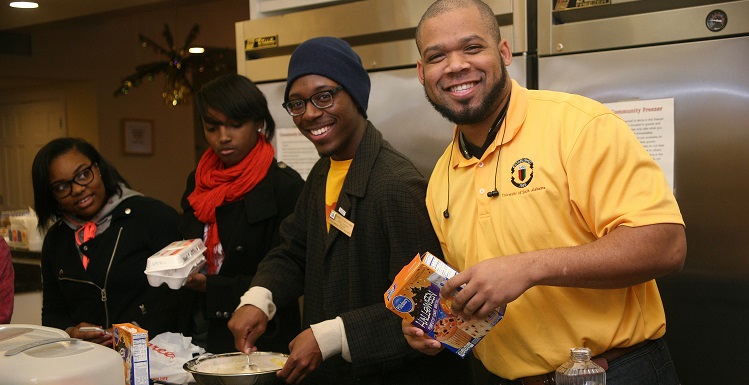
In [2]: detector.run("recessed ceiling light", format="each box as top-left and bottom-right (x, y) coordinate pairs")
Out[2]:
(10, 2), (39, 8)
(189, 47), (205, 54)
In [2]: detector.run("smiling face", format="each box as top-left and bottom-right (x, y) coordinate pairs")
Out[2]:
(202, 107), (260, 168)
(48, 150), (107, 220)
(416, 4), (512, 126)
(288, 74), (367, 160)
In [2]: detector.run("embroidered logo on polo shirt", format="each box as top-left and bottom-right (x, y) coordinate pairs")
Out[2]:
(510, 158), (534, 188)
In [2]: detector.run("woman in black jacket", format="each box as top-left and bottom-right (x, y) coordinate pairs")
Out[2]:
(32, 137), (181, 345)
(177, 74), (304, 354)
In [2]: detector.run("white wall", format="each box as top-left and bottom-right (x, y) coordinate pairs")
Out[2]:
(10, 291), (42, 325)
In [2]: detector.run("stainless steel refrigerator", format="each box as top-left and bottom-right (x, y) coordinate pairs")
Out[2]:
(538, 1), (749, 383)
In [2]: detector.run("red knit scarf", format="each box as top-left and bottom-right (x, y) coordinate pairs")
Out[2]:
(188, 134), (274, 274)
(75, 223), (96, 269)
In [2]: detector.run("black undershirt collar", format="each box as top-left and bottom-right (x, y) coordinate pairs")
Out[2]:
(459, 100), (510, 159)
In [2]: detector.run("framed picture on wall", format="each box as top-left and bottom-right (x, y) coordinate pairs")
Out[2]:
(123, 119), (153, 155)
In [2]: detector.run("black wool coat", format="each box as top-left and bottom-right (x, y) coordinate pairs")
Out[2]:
(177, 159), (304, 354)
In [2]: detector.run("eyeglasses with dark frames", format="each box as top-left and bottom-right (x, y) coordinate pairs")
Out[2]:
(283, 85), (344, 117)
(50, 163), (97, 198)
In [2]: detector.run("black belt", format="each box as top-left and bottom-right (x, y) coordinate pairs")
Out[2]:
(489, 339), (655, 385)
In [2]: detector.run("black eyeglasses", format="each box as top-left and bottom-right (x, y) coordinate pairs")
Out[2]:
(50, 163), (97, 198)
(283, 85), (343, 117)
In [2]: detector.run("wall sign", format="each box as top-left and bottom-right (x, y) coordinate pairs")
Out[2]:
(604, 98), (675, 190)
(123, 119), (154, 155)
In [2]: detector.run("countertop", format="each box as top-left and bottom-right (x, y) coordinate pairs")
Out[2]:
(9, 247), (42, 293)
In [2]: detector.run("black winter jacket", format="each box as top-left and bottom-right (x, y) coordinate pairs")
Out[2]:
(41, 195), (182, 336)
(177, 159), (304, 354)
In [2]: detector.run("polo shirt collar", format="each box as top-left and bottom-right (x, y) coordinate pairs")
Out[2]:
(449, 78), (527, 168)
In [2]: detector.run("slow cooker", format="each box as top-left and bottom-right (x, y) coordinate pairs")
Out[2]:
(0, 324), (125, 385)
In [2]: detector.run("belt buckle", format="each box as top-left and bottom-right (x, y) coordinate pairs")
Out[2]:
(519, 374), (555, 385)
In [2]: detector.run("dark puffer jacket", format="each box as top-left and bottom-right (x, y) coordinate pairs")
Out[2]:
(41, 195), (182, 336)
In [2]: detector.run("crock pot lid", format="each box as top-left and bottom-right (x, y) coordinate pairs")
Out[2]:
(0, 324), (70, 355)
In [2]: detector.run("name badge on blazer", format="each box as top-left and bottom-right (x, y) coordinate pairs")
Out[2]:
(329, 209), (354, 237)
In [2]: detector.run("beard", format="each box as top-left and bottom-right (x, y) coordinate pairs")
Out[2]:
(424, 64), (508, 125)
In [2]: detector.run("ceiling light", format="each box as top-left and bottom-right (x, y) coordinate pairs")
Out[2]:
(188, 47), (205, 54)
(10, 2), (39, 8)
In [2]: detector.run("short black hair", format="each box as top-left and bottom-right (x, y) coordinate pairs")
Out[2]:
(195, 74), (276, 141)
(31, 137), (130, 230)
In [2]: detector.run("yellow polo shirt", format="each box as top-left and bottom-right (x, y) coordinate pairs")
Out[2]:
(426, 80), (684, 379)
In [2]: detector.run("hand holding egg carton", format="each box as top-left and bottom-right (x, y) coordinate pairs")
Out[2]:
(144, 239), (206, 289)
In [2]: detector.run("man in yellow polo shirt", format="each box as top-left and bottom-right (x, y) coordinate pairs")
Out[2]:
(403, 1), (687, 384)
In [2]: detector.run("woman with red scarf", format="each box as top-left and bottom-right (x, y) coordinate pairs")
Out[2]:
(177, 74), (304, 354)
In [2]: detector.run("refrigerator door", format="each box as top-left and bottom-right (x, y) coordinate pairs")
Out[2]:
(539, 36), (749, 384)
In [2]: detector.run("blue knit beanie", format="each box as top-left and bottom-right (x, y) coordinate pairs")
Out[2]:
(284, 37), (370, 118)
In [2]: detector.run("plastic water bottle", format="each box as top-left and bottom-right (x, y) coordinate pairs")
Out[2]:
(555, 347), (606, 385)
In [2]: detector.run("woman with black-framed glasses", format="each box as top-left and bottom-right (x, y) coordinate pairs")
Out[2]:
(31, 137), (182, 346)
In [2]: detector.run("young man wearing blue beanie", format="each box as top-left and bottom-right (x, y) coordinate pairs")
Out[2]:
(229, 36), (472, 385)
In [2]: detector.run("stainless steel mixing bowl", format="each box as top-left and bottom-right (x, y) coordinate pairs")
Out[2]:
(183, 352), (287, 385)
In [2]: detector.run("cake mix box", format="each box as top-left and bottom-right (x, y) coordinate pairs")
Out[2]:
(384, 252), (505, 358)
(113, 323), (150, 385)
